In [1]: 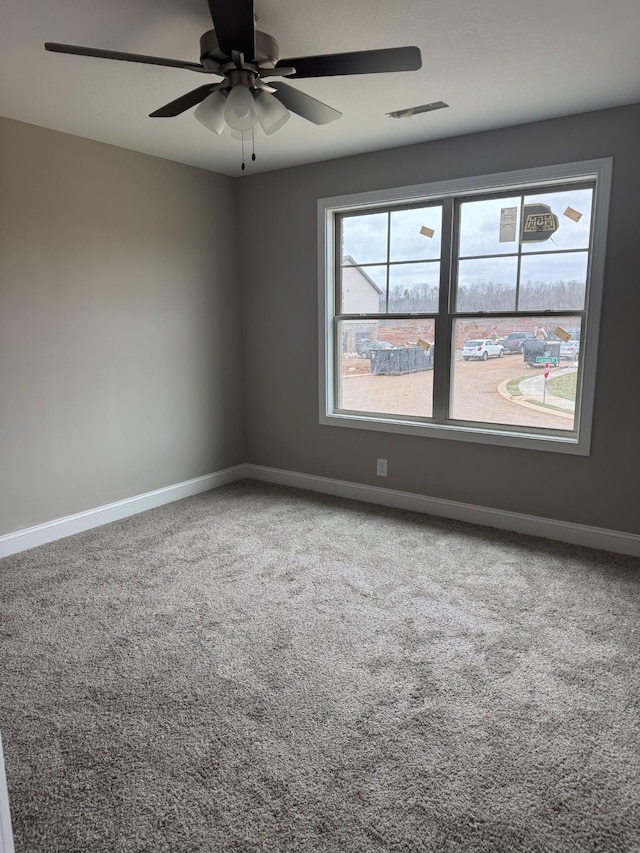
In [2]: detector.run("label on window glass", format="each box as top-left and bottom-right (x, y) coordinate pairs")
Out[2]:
(564, 206), (583, 222)
(420, 226), (435, 238)
(554, 326), (571, 342)
(522, 203), (559, 242)
(416, 339), (431, 351)
(499, 206), (518, 242)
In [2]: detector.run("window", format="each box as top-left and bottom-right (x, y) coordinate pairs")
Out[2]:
(318, 160), (612, 454)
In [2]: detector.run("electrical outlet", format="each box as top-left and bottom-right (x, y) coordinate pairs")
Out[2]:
(376, 458), (388, 477)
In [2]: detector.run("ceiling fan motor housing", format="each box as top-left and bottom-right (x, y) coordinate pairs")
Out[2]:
(199, 29), (279, 70)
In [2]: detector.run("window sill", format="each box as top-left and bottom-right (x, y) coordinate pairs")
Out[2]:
(320, 410), (588, 455)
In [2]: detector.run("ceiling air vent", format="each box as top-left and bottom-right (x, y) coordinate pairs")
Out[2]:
(386, 101), (449, 118)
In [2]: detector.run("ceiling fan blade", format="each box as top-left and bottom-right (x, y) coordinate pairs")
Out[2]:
(206, 0), (255, 61)
(45, 42), (208, 72)
(149, 85), (218, 117)
(269, 82), (342, 125)
(276, 46), (422, 78)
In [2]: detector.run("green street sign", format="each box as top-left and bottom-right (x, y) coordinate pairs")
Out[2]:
(535, 356), (559, 364)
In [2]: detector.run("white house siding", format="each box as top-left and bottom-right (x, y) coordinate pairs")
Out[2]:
(341, 264), (382, 314)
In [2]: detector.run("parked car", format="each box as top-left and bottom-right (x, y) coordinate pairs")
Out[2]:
(462, 339), (505, 361)
(559, 339), (580, 360)
(499, 331), (537, 353)
(359, 340), (394, 358)
(523, 339), (561, 367)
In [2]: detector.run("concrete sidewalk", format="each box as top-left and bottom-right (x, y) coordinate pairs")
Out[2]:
(517, 366), (576, 412)
(497, 365), (577, 417)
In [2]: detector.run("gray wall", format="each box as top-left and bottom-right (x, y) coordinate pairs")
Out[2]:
(2, 106), (638, 540)
(238, 104), (640, 535)
(0, 119), (244, 536)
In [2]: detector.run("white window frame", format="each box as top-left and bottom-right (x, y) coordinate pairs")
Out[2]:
(318, 159), (612, 455)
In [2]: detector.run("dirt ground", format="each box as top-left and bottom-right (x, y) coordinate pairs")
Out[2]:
(342, 356), (376, 376)
(340, 353), (573, 430)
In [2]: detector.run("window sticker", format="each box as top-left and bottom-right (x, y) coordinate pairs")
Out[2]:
(499, 206), (518, 242)
(420, 226), (435, 238)
(564, 206), (583, 222)
(522, 203), (559, 243)
(554, 326), (572, 341)
(416, 339), (431, 350)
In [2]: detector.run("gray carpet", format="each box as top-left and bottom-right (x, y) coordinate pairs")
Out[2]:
(1, 480), (639, 852)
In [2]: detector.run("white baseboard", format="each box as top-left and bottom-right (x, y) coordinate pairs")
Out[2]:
(0, 466), (246, 559)
(2, 463), (638, 559)
(245, 464), (640, 558)
(0, 734), (14, 853)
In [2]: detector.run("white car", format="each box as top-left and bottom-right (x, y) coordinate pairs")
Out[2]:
(559, 339), (580, 360)
(462, 339), (505, 361)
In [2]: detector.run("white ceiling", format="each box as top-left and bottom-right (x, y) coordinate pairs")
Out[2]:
(2, 0), (639, 177)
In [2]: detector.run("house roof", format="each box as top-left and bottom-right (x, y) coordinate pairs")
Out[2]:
(342, 255), (383, 295)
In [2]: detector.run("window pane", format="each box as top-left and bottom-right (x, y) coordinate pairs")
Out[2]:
(450, 317), (582, 431)
(522, 188), (593, 253)
(340, 262), (386, 313)
(341, 212), (388, 265)
(456, 257), (518, 312)
(458, 196), (521, 257)
(388, 262), (440, 312)
(389, 206), (442, 261)
(518, 252), (588, 311)
(338, 319), (435, 418)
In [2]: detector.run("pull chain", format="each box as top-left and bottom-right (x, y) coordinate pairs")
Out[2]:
(239, 128), (257, 171)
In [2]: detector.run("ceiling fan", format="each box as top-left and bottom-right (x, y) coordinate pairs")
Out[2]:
(45, 0), (422, 162)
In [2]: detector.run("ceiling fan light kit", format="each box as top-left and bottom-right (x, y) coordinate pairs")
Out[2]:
(253, 90), (290, 135)
(230, 125), (261, 140)
(194, 90), (228, 135)
(44, 0), (422, 170)
(194, 81), (289, 141)
(223, 83), (259, 131)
